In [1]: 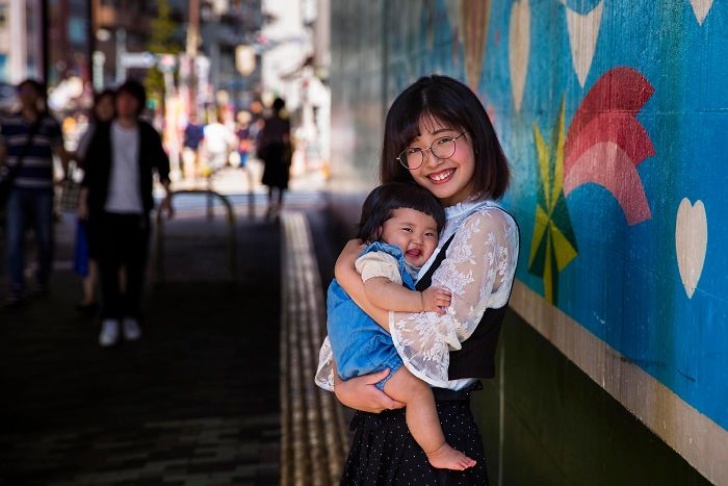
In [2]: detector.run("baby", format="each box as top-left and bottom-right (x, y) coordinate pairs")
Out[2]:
(327, 182), (476, 471)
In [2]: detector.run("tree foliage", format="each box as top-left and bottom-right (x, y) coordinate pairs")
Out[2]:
(144, 0), (183, 107)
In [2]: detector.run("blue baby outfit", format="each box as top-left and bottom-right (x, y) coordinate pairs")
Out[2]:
(327, 242), (416, 389)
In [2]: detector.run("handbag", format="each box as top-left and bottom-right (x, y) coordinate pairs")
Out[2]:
(58, 175), (82, 212)
(73, 218), (90, 277)
(0, 119), (41, 206)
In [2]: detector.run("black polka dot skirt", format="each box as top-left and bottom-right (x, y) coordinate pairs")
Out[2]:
(340, 395), (490, 485)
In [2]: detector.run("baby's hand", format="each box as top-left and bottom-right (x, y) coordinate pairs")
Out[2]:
(421, 287), (452, 315)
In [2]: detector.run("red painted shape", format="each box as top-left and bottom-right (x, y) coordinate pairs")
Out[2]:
(562, 67), (655, 225)
(565, 112), (655, 172)
(565, 67), (655, 159)
(564, 142), (652, 225)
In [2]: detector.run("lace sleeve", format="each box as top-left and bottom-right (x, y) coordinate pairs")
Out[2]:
(390, 207), (519, 387)
(314, 336), (335, 391)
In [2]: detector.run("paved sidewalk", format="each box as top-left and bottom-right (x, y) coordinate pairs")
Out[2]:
(0, 172), (346, 485)
(278, 212), (348, 486)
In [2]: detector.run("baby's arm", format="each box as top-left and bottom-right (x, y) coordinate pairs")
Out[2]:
(364, 278), (451, 316)
(337, 241), (389, 327)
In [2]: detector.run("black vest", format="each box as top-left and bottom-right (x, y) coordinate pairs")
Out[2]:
(415, 237), (509, 380)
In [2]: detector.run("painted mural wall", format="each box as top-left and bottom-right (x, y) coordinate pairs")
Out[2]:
(329, 0), (727, 483)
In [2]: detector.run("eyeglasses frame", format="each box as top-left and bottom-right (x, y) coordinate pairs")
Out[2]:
(396, 131), (467, 171)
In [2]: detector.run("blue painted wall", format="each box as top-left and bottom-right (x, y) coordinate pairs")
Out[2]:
(329, 0), (727, 481)
(500, 0), (728, 431)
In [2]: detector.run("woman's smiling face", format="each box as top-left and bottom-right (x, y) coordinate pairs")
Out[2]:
(407, 115), (476, 206)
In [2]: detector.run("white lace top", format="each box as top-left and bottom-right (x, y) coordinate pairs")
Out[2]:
(315, 198), (520, 391)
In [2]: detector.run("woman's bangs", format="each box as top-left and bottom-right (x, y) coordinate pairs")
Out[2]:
(394, 111), (422, 148)
(419, 107), (467, 137)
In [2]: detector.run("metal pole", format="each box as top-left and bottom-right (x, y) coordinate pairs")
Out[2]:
(115, 27), (126, 83)
(186, 0), (199, 119)
(41, 0), (49, 82)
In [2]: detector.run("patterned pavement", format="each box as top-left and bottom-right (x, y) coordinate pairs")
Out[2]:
(0, 174), (346, 486)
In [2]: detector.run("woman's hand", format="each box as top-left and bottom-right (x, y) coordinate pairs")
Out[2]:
(77, 188), (89, 221)
(335, 370), (405, 413)
(160, 183), (175, 220)
(160, 194), (175, 220)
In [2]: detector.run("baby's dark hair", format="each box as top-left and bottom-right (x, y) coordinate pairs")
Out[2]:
(357, 182), (446, 242)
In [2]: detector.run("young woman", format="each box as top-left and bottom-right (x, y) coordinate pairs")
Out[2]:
(316, 75), (520, 484)
(257, 97), (292, 219)
(74, 89), (116, 312)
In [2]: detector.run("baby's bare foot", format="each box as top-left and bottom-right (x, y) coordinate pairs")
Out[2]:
(426, 444), (477, 471)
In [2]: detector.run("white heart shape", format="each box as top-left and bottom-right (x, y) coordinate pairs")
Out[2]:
(675, 198), (708, 299)
(565, 0), (604, 87)
(690, 0), (714, 25)
(509, 0), (530, 112)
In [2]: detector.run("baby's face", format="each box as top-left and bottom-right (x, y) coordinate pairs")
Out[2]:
(380, 208), (440, 268)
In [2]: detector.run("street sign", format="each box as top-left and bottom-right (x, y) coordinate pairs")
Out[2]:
(121, 52), (156, 68)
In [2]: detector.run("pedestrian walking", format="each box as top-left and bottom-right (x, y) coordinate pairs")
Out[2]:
(257, 97), (292, 219)
(181, 113), (204, 179)
(235, 110), (253, 170)
(78, 79), (173, 347)
(73, 88), (115, 313)
(202, 111), (236, 176)
(0, 78), (71, 307)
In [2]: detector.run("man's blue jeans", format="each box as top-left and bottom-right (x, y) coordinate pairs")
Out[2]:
(4, 187), (54, 295)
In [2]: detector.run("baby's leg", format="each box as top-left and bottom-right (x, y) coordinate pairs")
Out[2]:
(383, 367), (476, 471)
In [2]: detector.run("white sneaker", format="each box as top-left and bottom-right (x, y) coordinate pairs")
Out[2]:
(99, 319), (120, 347)
(122, 317), (142, 341)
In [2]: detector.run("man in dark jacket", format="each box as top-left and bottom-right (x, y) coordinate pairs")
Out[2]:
(78, 79), (173, 347)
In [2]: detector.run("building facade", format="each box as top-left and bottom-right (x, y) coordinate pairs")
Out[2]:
(0, 0), (45, 84)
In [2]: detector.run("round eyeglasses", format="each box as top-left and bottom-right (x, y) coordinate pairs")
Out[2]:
(396, 132), (467, 170)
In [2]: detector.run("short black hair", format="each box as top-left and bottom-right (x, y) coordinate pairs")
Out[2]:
(272, 97), (285, 112)
(116, 78), (147, 116)
(91, 88), (116, 121)
(94, 88), (116, 105)
(357, 182), (446, 242)
(17, 78), (45, 96)
(380, 75), (510, 200)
